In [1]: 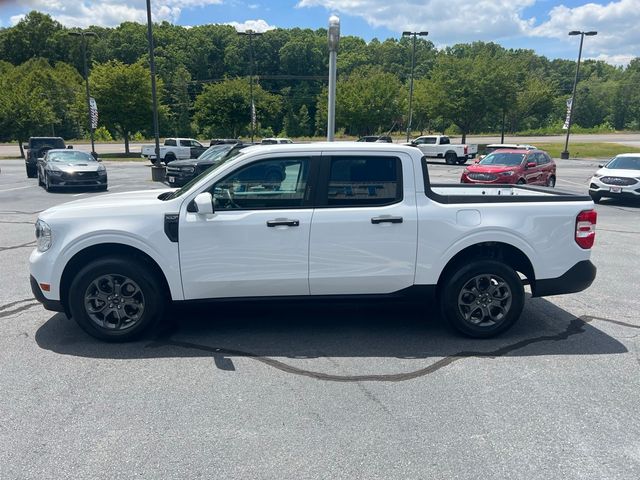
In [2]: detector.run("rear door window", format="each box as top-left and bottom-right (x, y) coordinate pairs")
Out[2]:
(320, 156), (402, 207)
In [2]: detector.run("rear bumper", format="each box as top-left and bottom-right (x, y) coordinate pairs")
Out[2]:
(30, 275), (65, 312)
(533, 260), (596, 297)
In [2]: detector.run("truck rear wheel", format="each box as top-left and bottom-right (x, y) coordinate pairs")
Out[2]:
(440, 260), (524, 338)
(445, 152), (457, 165)
(457, 157), (467, 165)
(67, 256), (165, 342)
(164, 153), (176, 164)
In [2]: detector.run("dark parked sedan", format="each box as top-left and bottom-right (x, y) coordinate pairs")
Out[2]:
(165, 143), (252, 187)
(37, 149), (108, 192)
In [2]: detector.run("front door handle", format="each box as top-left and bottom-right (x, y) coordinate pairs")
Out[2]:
(267, 219), (300, 227)
(371, 216), (403, 224)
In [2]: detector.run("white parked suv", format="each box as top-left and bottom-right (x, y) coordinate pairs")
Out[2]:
(588, 153), (640, 203)
(30, 143), (597, 341)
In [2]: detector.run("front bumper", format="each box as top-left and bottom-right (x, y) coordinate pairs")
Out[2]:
(165, 169), (196, 187)
(589, 178), (640, 199)
(49, 172), (107, 188)
(533, 260), (596, 297)
(30, 275), (65, 312)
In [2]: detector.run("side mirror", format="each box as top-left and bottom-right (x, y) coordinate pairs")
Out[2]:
(193, 192), (214, 215)
(67, 145), (73, 149)
(598, 164), (604, 168)
(526, 162), (536, 169)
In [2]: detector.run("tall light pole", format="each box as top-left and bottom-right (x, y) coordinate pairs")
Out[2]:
(68, 30), (97, 156)
(237, 29), (263, 142)
(145, 0), (163, 177)
(327, 15), (340, 142)
(403, 31), (428, 142)
(561, 30), (597, 159)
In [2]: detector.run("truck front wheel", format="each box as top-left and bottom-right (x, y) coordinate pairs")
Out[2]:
(67, 256), (165, 342)
(26, 164), (37, 178)
(440, 260), (524, 338)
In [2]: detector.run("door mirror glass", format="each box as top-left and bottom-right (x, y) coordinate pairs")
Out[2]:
(194, 192), (214, 214)
(526, 161), (536, 169)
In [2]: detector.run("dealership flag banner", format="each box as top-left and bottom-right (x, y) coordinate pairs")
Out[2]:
(562, 97), (572, 130)
(89, 97), (98, 130)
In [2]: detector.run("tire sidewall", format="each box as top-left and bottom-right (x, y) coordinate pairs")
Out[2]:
(441, 260), (524, 338)
(68, 257), (164, 341)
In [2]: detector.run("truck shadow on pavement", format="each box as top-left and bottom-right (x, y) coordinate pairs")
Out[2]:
(35, 296), (631, 382)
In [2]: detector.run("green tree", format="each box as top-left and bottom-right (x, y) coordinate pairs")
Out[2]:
(90, 60), (157, 153)
(193, 78), (281, 138)
(337, 66), (405, 136)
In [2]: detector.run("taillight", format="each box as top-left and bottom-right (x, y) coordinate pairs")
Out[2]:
(464, 145), (468, 155)
(575, 209), (597, 249)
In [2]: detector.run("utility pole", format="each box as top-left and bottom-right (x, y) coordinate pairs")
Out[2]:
(68, 30), (97, 156)
(145, 0), (163, 178)
(402, 31), (428, 143)
(327, 15), (340, 142)
(237, 29), (263, 142)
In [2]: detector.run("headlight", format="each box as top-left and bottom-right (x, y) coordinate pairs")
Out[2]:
(35, 219), (52, 252)
(48, 169), (62, 176)
(501, 171), (515, 176)
(97, 164), (106, 173)
(593, 173), (603, 178)
(183, 167), (195, 174)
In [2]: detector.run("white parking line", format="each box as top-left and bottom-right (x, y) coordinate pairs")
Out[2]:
(72, 193), (87, 197)
(0, 185), (32, 193)
(557, 178), (588, 187)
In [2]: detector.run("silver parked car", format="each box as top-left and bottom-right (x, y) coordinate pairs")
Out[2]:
(37, 149), (108, 192)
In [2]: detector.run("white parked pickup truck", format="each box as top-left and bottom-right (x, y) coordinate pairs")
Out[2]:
(140, 138), (207, 164)
(30, 143), (597, 341)
(409, 135), (478, 164)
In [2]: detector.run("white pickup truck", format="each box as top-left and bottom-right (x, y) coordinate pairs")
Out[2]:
(409, 135), (478, 164)
(30, 143), (597, 341)
(140, 138), (207, 164)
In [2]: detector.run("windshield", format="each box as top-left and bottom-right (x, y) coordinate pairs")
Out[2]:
(606, 156), (640, 170)
(48, 151), (97, 163)
(197, 144), (231, 160)
(30, 138), (65, 149)
(163, 149), (247, 200)
(479, 152), (525, 166)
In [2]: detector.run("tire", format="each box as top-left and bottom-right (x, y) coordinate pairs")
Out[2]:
(44, 173), (52, 192)
(445, 152), (457, 165)
(26, 164), (37, 178)
(546, 175), (556, 187)
(590, 193), (601, 204)
(38, 170), (43, 187)
(516, 179), (526, 185)
(67, 256), (166, 342)
(97, 184), (108, 192)
(457, 157), (467, 165)
(164, 153), (176, 164)
(440, 259), (525, 338)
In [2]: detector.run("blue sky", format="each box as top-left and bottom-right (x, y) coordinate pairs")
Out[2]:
(1, 1), (639, 65)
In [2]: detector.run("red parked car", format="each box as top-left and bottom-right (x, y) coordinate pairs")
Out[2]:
(460, 149), (556, 187)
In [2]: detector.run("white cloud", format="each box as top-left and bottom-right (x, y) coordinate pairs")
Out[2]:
(297, 0), (639, 65)
(530, 0), (640, 65)
(10, 14), (26, 26)
(297, 0), (537, 43)
(10, 0), (223, 27)
(226, 19), (276, 33)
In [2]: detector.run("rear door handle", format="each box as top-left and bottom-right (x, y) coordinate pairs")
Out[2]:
(267, 219), (300, 227)
(371, 216), (403, 224)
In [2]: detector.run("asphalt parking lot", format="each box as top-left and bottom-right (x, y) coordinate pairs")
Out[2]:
(1, 156), (639, 479)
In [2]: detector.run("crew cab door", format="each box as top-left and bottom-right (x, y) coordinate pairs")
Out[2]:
(179, 154), (317, 299)
(308, 152), (418, 295)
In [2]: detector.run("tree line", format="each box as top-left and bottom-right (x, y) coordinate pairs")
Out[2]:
(1, 11), (640, 152)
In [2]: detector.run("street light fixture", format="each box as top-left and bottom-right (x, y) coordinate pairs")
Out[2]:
(237, 29), (263, 142)
(68, 30), (97, 156)
(561, 30), (597, 160)
(402, 31), (429, 142)
(327, 15), (340, 141)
